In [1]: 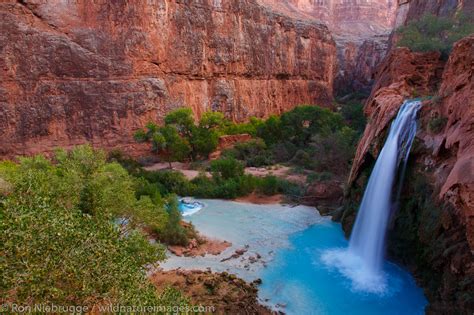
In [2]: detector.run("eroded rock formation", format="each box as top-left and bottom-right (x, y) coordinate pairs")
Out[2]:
(340, 35), (474, 314)
(259, 0), (398, 94)
(0, 0), (336, 158)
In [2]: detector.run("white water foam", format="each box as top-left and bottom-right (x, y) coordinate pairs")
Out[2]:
(321, 249), (388, 294)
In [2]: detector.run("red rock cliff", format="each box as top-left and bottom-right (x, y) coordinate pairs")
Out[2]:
(342, 35), (473, 314)
(0, 0), (336, 158)
(258, 0), (399, 95)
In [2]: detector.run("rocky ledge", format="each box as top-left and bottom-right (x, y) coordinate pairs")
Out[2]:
(150, 269), (272, 314)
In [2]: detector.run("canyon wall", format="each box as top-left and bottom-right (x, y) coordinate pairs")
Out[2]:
(336, 2), (473, 313)
(338, 32), (473, 315)
(259, 0), (397, 35)
(0, 0), (336, 158)
(259, 0), (399, 95)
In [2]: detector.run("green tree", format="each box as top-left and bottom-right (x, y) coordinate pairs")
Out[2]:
(164, 107), (195, 138)
(279, 105), (344, 147)
(210, 157), (244, 180)
(191, 127), (219, 158)
(199, 111), (226, 130)
(136, 109), (225, 161)
(257, 115), (283, 145)
(134, 123), (191, 168)
(158, 196), (189, 246)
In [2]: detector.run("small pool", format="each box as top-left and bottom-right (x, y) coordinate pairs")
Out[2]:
(178, 198), (204, 216)
(259, 222), (427, 314)
(163, 199), (427, 314)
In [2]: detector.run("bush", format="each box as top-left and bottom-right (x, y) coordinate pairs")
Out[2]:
(310, 126), (358, 175)
(222, 117), (263, 136)
(271, 141), (298, 163)
(210, 157), (244, 180)
(339, 101), (366, 134)
(0, 146), (188, 307)
(232, 139), (273, 167)
(142, 170), (194, 196)
(257, 115), (283, 145)
(278, 105), (344, 147)
(257, 175), (280, 195)
(156, 196), (189, 246)
(290, 149), (314, 169)
(397, 13), (474, 57)
(108, 149), (143, 175)
(278, 179), (304, 198)
(214, 178), (241, 199)
(190, 173), (217, 198)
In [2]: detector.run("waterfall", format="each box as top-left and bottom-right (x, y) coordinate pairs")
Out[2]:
(321, 99), (421, 293)
(349, 99), (421, 274)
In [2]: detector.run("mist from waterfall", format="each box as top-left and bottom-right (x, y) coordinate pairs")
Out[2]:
(322, 99), (421, 293)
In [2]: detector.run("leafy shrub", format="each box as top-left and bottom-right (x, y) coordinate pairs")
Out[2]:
(310, 126), (358, 175)
(210, 157), (244, 180)
(397, 13), (474, 57)
(108, 149), (143, 175)
(271, 141), (298, 163)
(191, 127), (219, 158)
(213, 178), (241, 199)
(255, 176), (303, 198)
(190, 173), (218, 198)
(0, 146), (188, 307)
(231, 139), (273, 167)
(236, 174), (258, 196)
(156, 196), (189, 246)
(142, 170), (194, 196)
(256, 115), (283, 145)
(190, 173), (256, 199)
(278, 105), (344, 147)
(222, 117), (263, 136)
(290, 149), (314, 169)
(135, 178), (164, 205)
(257, 175), (280, 195)
(339, 101), (366, 134)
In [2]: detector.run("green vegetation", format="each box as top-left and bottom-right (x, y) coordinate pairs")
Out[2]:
(210, 157), (244, 180)
(397, 13), (474, 57)
(135, 108), (221, 163)
(0, 146), (188, 308)
(254, 105), (359, 178)
(134, 104), (362, 197)
(222, 139), (274, 167)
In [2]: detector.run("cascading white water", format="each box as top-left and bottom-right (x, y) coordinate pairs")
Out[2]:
(349, 99), (421, 274)
(321, 99), (421, 294)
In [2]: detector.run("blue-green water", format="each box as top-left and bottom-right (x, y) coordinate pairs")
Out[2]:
(169, 200), (427, 314)
(259, 222), (427, 314)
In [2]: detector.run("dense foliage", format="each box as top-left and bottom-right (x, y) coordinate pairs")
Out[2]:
(0, 146), (188, 308)
(134, 104), (362, 197)
(223, 105), (361, 179)
(397, 13), (474, 57)
(135, 109), (224, 163)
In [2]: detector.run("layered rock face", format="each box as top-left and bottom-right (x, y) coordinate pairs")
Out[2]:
(340, 2), (473, 311)
(0, 0), (336, 158)
(259, 0), (397, 35)
(259, 0), (398, 94)
(340, 36), (474, 314)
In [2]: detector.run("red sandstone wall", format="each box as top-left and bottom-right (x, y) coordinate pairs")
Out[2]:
(0, 0), (336, 158)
